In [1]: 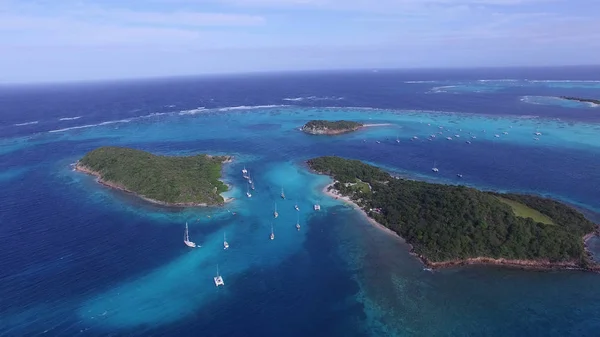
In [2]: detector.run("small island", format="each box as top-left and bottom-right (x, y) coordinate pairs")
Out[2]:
(76, 146), (231, 206)
(308, 156), (599, 270)
(559, 96), (600, 105)
(301, 120), (364, 135)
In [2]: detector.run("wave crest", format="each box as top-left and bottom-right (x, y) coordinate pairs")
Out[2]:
(58, 116), (82, 121)
(14, 121), (39, 126)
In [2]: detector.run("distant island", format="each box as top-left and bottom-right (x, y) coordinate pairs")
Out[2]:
(559, 96), (600, 105)
(301, 120), (364, 135)
(308, 156), (599, 270)
(76, 146), (231, 206)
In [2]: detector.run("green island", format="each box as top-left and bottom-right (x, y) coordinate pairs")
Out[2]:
(559, 96), (600, 105)
(307, 156), (598, 270)
(76, 146), (231, 206)
(301, 120), (364, 135)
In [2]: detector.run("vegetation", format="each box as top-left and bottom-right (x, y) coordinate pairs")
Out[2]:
(559, 96), (600, 105)
(301, 120), (363, 134)
(495, 197), (554, 225)
(308, 156), (596, 265)
(78, 146), (229, 205)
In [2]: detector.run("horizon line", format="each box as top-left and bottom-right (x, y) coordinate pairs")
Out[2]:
(2, 64), (599, 87)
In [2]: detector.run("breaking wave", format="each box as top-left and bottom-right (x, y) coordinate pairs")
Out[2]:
(14, 121), (39, 126)
(58, 116), (82, 121)
(282, 96), (344, 102)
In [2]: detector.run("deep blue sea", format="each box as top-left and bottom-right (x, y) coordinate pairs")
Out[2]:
(1, 67), (600, 336)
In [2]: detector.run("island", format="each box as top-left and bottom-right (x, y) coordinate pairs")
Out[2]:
(301, 120), (364, 135)
(76, 146), (231, 206)
(559, 96), (600, 105)
(307, 156), (599, 270)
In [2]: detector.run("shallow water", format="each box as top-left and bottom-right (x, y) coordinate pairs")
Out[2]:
(1, 68), (600, 336)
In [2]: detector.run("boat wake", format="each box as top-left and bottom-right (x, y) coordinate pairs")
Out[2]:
(58, 116), (82, 121)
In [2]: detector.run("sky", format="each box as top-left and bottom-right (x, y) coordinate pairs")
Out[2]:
(0, 0), (598, 83)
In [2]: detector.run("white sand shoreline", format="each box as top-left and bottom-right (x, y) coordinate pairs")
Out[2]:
(321, 182), (401, 240)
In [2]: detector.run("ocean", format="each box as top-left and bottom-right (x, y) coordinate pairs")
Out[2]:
(1, 67), (600, 336)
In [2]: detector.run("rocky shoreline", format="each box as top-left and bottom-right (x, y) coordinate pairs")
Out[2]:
(75, 161), (233, 207)
(321, 181), (600, 272)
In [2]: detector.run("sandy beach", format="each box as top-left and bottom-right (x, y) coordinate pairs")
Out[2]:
(322, 182), (401, 240)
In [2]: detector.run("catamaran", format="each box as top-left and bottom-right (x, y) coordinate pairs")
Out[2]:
(184, 222), (197, 248)
(223, 232), (229, 250)
(270, 224), (275, 240)
(280, 187), (285, 199)
(214, 264), (224, 287)
(246, 184), (252, 198)
(273, 202), (278, 218)
(296, 213), (300, 231)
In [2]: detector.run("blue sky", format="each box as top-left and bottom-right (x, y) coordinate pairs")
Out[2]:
(0, 0), (598, 83)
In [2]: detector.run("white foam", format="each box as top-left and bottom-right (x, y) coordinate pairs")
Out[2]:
(404, 81), (437, 84)
(217, 105), (287, 111)
(178, 107), (206, 115)
(477, 79), (520, 82)
(282, 96), (344, 102)
(429, 85), (458, 93)
(14, 121), (38, 126)
(48, 119), (132, 133)
(58, 116), (82, 121)
(527, 80), (600, 83)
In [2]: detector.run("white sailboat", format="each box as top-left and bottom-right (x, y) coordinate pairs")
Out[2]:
(273, 202), (278, 218)
(270, 223), (275, 240)
(432, 161), (439, 173)
(296, 213), (301, 231)
(242, 166), (248, 176)
(246, 184), (252, 198)
(294, 203), (299, 211)
(184, 222), (196, 248)
(280, 187), (285, 199)
(396, 135), (400, 143)
(214, 264), (224, 287)
(251, 181), (255, 190)
(223, 232), (229, 250)
(248, 174), (253, 184)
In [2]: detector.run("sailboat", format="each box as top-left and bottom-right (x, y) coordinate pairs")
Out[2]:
(251, 180), (255, 190)
(248, 174), (253, 184)
(242, 166), (248, 176)
(294, 203), (299, 211)
(184, 222), (197, 248)
(432, 161), (439, 173)
(223, 232), (229, 250)
(270, 223), (275, 240)
(246, 184), (252, 198)
(214, 264), (224, 286)
(396, 135), (400, 143)
(296, 213), (301, 231)
(273, 202), (279, 218)
(280, 187), (285, 199)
